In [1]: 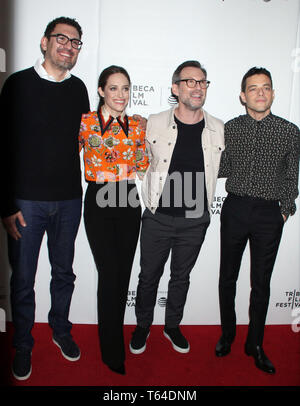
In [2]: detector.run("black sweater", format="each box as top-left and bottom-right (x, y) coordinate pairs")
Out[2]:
(0, 67), (90, 217)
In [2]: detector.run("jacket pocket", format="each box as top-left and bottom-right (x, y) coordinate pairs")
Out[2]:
(212, 144), (225, 154)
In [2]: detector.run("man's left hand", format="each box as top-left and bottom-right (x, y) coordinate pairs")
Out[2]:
(133, 114), (147, 131)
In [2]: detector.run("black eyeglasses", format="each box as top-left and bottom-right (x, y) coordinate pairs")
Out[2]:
(175, 79), (210, 89)
(49, 33), (83, 50)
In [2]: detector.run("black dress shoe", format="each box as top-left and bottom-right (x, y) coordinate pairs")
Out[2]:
(108, 363), (126, 375)
(245, 345), (276, 374)
(215, 337), (231, 357)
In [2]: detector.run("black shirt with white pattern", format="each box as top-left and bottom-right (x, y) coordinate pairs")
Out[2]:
(218, 113), (300, 217)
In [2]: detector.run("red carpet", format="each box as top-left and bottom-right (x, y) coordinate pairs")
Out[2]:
(1, 323), (299, 389)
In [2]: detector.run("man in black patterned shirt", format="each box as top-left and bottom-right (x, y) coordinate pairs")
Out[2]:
(216, 67), (300, 374)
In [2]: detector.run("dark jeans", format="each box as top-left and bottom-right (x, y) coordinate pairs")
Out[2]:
(219, 194), (284, 348)
(84, 182), (141, 369)
(135, 208), (210, 328)
(8, 198), (82, 350)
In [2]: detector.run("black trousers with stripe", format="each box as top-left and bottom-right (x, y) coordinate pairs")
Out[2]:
(218, 193), (284, 348)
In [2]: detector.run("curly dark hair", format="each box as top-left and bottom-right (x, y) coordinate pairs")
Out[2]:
(241, 67), (273, 92)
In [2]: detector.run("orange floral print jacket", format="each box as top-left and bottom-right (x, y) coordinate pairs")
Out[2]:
(79, 108), (149, 183)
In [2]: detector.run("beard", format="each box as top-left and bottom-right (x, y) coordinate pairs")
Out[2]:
(181, 96), (205, 111)
(54, 58), (76, 71)
(52, 47), (78, 71)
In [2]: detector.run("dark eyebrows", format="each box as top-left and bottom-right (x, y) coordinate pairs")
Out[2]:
(247, 83), (272, 90)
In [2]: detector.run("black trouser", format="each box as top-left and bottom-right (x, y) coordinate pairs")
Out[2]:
(218, 194), (284, 349)
(135, 208), (210, 328)
(84, 182), (141, 368)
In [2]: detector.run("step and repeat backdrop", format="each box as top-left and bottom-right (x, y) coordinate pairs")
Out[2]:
(0, 0), (299, 328)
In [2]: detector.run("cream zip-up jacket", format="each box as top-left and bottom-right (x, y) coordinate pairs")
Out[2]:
(141, 107), (224, 214)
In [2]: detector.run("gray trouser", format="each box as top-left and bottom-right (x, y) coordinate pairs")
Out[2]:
(135, 208), (210, 328)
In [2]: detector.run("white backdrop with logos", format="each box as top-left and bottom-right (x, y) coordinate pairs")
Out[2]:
(0, 0), (299, 328)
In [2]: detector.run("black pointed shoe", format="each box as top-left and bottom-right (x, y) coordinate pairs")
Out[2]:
(108, 363), (126, 375)
(245, 345), (276, 374)
(215, 337), (232, 357)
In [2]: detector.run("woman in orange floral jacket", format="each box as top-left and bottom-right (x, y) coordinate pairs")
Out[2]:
(79, 66), (148, 375)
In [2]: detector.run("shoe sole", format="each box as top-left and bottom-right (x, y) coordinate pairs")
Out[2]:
(163, 331), (190, 353)
(215, 348), (231, 357)
(129, 332), (150, 354)
(215, 343), (231, 357)
(12, 365), (32, 381)
(52, 338), (81, 361)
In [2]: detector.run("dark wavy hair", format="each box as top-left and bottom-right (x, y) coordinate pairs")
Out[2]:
(97, 65), (131, 111)
(241, 67), (273, 92)
(44, 16), (82, 39)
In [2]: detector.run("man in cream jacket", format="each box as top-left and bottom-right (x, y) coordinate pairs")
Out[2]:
(130, 61), (224, 355)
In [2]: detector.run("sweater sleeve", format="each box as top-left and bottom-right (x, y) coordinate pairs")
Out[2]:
(0, 75), (20, 218)
(78, 81), (90, 153)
